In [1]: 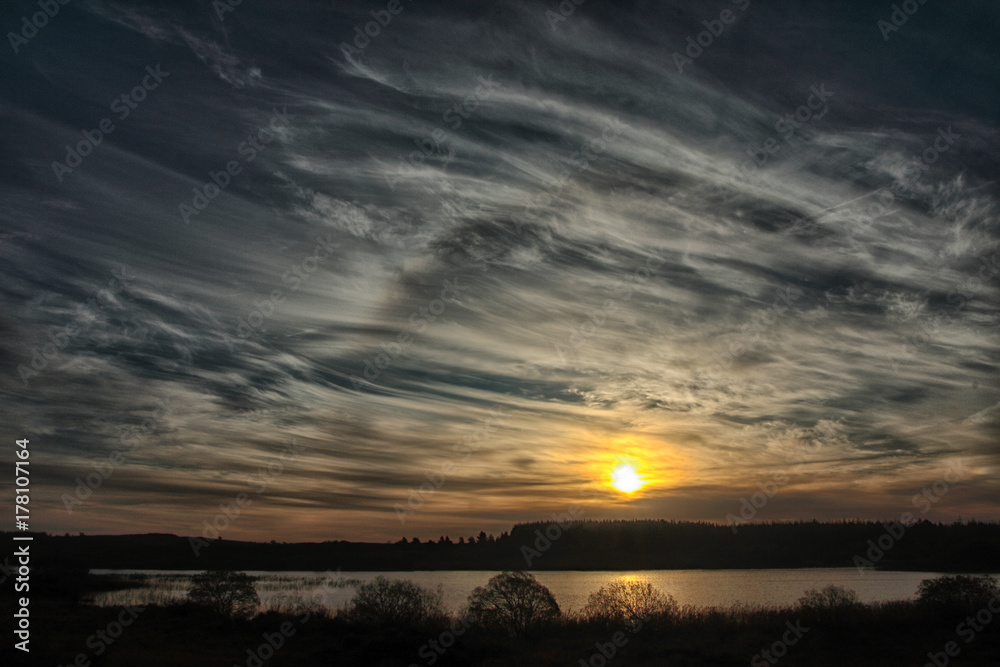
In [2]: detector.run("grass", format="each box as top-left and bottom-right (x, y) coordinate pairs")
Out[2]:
(11, 597), (997, 667)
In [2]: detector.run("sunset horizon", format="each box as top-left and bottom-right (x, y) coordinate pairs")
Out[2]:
(2, 0), (998, 664)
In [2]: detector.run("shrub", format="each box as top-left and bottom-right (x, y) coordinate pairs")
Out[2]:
(797, 584), (861, 625)
(187, 570), (260, 619)
(582, 579), (677, 627)
(467, 571), (561, 637)
(347, 576), (444, 627)
(917, 575), (999, 614)
(797, 584), (860, 611)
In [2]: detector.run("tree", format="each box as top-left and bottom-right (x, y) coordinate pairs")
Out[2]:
(466, 571), (560, 636)
(917, 575), (999, 614)
(348, 576), (444, 627)
(798, 584), (860, 610)
(797, 584), (861, 624)
(188, 570), (259, 619)
(582, 579), (676, 627)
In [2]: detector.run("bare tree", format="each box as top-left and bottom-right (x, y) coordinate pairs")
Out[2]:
(583, 579), (676, 626)
(798, 584), (860, 611)
(797, 584), (861, 625)
(348, 576), (444, 627)
(188, 569), (259, 619)
(917, 575), (999, 614)
(467, 571), (560, 636)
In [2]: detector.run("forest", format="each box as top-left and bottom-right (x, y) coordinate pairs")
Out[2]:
(9, 519), (999, 573)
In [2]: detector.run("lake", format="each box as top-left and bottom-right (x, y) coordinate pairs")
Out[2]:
(89, 568), (979, 614)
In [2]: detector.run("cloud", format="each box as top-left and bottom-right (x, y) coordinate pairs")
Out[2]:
(83, 0), (261, 88)
(1, 0), (997, 541)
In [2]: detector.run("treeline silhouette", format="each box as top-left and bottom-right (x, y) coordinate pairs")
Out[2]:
(13, 519), (999, 573)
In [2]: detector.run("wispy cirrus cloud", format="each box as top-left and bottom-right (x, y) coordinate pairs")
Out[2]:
(1, 0), (997, 541)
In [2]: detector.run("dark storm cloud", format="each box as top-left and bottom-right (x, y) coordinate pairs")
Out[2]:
(1, 0), (997, 540)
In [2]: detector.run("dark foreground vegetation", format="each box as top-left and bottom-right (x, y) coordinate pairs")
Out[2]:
(6, 519), (1000, 572)
(4, 569), (999, 666)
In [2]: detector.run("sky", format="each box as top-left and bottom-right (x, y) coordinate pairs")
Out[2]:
(1, 0), (998, 543)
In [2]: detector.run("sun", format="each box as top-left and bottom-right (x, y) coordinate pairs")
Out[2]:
(610, 463), (645, 493)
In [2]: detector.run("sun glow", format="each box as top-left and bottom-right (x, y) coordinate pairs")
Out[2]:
(610, 463), (645, 493)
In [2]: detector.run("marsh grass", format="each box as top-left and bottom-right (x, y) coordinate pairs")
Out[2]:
(84, 572), (358, 615)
